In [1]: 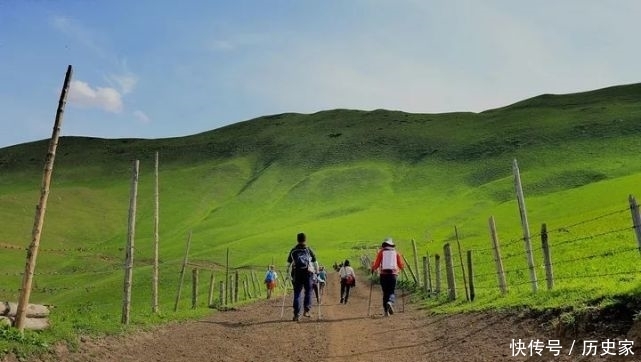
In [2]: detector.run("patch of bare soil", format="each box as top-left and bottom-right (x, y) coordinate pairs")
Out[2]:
(5, 273), (641, 362)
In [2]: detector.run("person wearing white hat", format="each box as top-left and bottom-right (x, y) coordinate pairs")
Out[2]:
(370, 237), (404, 316)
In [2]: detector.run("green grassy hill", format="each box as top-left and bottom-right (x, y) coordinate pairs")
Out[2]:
(2, 82), (641, 350)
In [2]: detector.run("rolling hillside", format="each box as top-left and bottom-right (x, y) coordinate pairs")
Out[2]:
(1, 82), (641, 344)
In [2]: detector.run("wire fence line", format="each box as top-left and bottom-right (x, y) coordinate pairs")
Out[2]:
(381, 200), (641, 302)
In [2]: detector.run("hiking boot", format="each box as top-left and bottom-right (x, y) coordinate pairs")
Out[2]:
(293, 314), (301, 322)
(386, 301), (394, 315)
(339, 298), (344, 304)
(303, 310), (311, 318)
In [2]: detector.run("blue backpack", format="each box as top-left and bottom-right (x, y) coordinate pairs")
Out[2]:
(265, 270), (275, 283)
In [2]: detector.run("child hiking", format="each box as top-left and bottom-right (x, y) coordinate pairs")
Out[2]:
(370, 238), (404, 316)
(286, 232), (318, 321)
(338, 260), (356, 304)
(264, 265), (278, 299)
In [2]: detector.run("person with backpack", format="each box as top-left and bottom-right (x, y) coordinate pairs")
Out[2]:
(317, 266), (327, 297)
(370, 238), (404, 316)
(338, 259), (356, 304)
(286, 232), (318, 321)
(264, 265), (278, 299)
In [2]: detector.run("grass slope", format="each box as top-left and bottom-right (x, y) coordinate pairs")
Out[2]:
(1, 82), (641, 353)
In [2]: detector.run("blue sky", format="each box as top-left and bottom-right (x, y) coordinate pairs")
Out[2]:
(1, 0), (640, 148)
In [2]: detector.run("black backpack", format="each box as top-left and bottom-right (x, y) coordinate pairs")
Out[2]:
(291, 248), (312, 270)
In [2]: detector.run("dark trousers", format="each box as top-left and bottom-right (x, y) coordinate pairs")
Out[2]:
(380, 273), (397, 308)
(340, 281), (351, 303)
(292, 271), (313, 316)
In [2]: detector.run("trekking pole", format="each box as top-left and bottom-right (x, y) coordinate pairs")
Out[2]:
(367, 272), (374, 317)
(280, 279), (289, 320)
(317, 284), (322, 321)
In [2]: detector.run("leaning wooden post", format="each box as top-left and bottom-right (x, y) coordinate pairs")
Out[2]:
(411, 239), (421, 287)
(467, 250), (475, 301)
(443, 243), (457, 301)
(191, 268), (199, 309)
(16, 65), (72, 332)
(454, 226), (469, 301)
(401, 254), (418, 285)
(228, 275), (234, 305)
(152, 151), (160, 314)
(489, 216), (508, 295)
(208, 271), (215, 306)
(173, 231), (192, 312)
(121, 160), (139, 325)
(434, 254), (442, 294)
(513, 159), (538, 293)
(629, 195), (641, 253)
(541, 223), (554, 290)
(250, 270), (260, 297)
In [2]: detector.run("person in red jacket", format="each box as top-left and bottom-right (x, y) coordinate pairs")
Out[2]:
(370, 237), (404, 316)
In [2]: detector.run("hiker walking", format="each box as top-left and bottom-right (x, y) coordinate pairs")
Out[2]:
(338, 260), (356, 304)
(264, 265), (278, 299)
(287, 232), (318, 321)
(370, 238), (404, 316)
(317, 266), (327, 296)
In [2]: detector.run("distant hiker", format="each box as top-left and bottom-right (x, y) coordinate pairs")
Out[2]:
(264, 265), (278, 299)
(317, 266), (327, 296)
(287, 232), (318, 321)
(370, 238), (404, 316)
(338, 260), (356, 304)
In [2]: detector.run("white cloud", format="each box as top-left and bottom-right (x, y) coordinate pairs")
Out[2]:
(69, 80), (123, 113)
(133, 110), (151, 123)
(106, 73), (138, 94)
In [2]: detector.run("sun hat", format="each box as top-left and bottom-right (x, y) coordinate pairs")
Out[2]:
(382, 237), (395, 247)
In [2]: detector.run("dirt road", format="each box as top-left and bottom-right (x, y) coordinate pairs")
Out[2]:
(11, 272), (641, 362)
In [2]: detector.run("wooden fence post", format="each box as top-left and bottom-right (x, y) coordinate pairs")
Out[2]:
(174, 231), (192, 312)
(228, 275), (234, 305)
(513, 159), (538, 293)
(411, 239), (421, 287)
(443, 243), (457, 301)
(121, 159), (139, 325)
(16, 65), (72, 332)
(192, 268), (199, 309)
(541, 223), (554, 290)
(152, 151), (160, 314)
(208, 271), (215, 306)
(454, 226), (469, 301)
(219, 281), (225, 305)
(434, 254), (441, 295)
(225, 248), (230, 305)
(422, 256), (430, 294)
(629, 195), (641, 253)
(251, 270), (260, 297)
(489, 216), (507, 295)
(245, 275), (252, 299)
(234, 271), (239, 303)
(467, 250), (475, 301)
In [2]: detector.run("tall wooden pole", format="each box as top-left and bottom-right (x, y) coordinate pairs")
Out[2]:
(513, 159), (538, 293)
(15, 65), (72, 332)
(122, 160), (139, 324)
(152, 151), (160, 314)
(173, 231), (192, 312)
